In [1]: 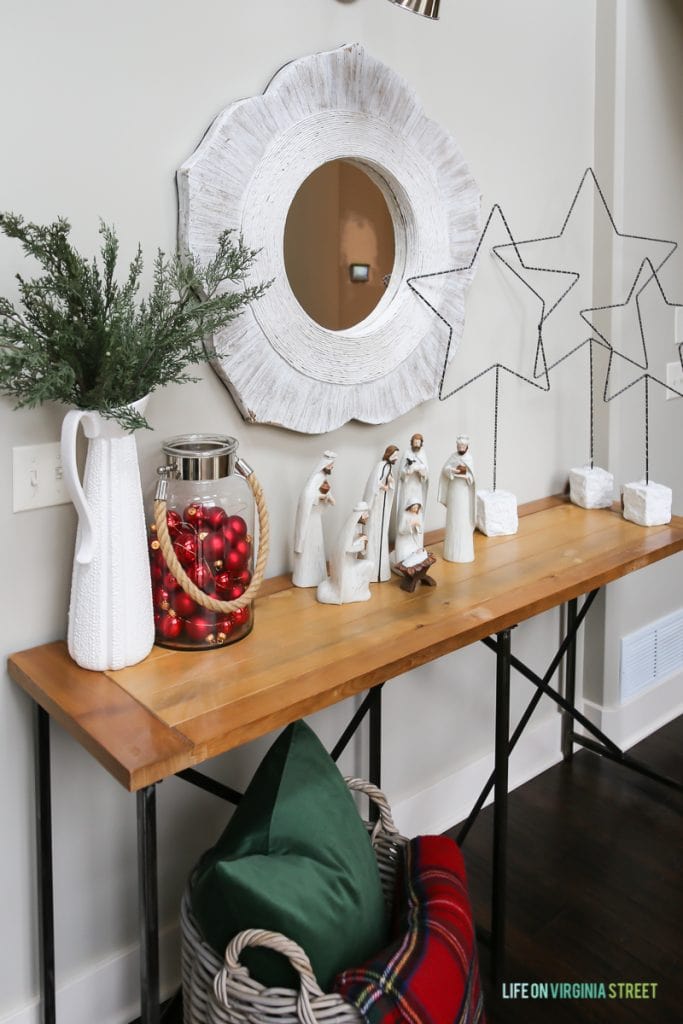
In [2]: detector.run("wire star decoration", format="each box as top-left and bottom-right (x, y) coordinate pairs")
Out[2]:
(407, 204), (556, 490)
(491, 168), (679, 469)
(492, 167), (678, 340)
(580, 258), (683, 482)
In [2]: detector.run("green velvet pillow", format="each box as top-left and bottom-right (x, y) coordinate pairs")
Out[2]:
(191, 720), (388, 991)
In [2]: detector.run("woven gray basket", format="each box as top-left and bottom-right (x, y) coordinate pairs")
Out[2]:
(181, 777), (408, 1024)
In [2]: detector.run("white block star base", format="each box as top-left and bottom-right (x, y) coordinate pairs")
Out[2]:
(622, 480), (672, 527)
(476, 489), (519, 537)
(569, 466), (614, 509)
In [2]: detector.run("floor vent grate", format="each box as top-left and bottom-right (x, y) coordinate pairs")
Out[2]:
(620, 608), (683, 701)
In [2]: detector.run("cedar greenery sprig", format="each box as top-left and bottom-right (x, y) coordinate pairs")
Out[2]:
(0, 213), (269, 430)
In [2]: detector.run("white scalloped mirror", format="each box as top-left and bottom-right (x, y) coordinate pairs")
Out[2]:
(178, 43), (480, 434)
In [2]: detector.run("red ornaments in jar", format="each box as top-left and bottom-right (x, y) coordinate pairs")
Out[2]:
(149, 503), (253, 650)
(149, 435), (256, 652)
(149, 501), (253, 647)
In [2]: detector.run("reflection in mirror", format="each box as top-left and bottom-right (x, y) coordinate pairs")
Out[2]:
(284, 160), (395, 331)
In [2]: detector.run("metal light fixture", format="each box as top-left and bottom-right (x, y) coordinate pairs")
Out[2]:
(387, 0), (440, 19)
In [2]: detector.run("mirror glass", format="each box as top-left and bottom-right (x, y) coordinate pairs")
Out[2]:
(284, 160), (395, 331)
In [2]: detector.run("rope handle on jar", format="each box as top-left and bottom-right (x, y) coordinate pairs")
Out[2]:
(153, 458), (269, 614)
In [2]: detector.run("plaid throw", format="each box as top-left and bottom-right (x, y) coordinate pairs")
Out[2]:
(334, 835), (485, 1024)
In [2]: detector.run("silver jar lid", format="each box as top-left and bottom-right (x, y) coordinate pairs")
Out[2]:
(162, 434), (238, 481)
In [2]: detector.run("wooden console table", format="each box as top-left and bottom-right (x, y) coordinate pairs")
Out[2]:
(9, 496), (683, 1024)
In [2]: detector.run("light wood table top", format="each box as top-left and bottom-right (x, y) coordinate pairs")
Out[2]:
(9, 496), (683, 792)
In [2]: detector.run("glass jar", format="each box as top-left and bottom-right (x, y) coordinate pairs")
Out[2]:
(148, 435), (255, 650)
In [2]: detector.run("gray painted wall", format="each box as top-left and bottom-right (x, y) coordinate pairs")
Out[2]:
(1, 2), (679, 1021)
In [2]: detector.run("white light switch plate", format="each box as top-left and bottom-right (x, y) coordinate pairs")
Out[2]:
(666, 362), (683, 400)
(13, 442), (71, 512)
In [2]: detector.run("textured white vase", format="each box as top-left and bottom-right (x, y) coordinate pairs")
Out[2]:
(61, 397), (154, 671)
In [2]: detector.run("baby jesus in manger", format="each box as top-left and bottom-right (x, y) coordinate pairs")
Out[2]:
(391, 502), (437, 592)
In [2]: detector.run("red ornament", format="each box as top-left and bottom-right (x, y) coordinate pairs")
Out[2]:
(215, 616), (235, 642)
(200, 531), (225, 564)
(184, 502), (209, 527)
(224, 549), (244, 574)
(232, 606), (250, 626)
(157, 612), (183, 640)
(185, 613), (217, 643)
(166, 509), (183, 537)
(187, 561), (214, 591)
(225, 582), (245, 602)
(152, 585), (171, 611)
(234, 538), (251, 563)
(214, 570), (233, 597)
(173, 527), (198, 566)
(234, 568), (251, 587)
(206, 505), (228, 531)
(171, 590), (198, 619)
(150, 563), (164, 586)
(221, 524), (236, 547)
(162, 571), (181, 592)
(227, 515), (248, 540)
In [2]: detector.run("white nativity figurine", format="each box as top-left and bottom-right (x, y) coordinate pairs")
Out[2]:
(363, 444), (399, 583)
(439, 436), (476, 563)
(395, 433), (429, 548)
(391, 502), (428, 569)
(292, 451), (337, 588)
(317, 501), (375, 605)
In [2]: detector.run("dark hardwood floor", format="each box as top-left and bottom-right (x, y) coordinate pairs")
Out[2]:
(447, 715), (683, 1024)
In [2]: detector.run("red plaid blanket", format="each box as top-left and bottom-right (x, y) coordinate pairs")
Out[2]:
(334, 835), (485, 1024)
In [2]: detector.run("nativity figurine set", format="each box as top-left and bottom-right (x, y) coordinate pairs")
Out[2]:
(291, 432), (496, 604)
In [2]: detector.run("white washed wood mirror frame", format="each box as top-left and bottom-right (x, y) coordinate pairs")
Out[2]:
(178, 43), (481, 434)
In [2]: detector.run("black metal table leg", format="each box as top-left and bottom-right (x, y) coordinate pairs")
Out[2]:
(369, 686), (382, 792)
(35, 705), (56, 1024)
(137, 786), (160, 1024)
(368, 687), (383, 823)
(561, 598), (578, 761)
(491, 628), (511, 988)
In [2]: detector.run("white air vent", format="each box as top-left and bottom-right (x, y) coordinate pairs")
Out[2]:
(620, 609), (683, 702)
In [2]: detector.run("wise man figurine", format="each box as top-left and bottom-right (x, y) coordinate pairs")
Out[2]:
(292, 451), (337, 588)
(363, 444), (399, 582)
(439, 436), (476, 563)
(395, 433), (429, 548)
(317, 501), (375, 605)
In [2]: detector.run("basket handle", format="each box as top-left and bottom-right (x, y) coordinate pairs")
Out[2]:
(344, 777), (400, 838)
(216, 929), (324, 1024)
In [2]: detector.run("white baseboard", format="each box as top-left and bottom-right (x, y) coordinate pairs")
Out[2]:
(391, 715), (563, 838)
(581, 670), (683, 751)
(0, 922), (180, 1024)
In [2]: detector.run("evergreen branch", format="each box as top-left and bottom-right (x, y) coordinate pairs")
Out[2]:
(0, 214), (270, 429)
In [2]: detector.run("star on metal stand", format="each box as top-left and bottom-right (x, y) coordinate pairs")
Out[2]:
(580, 258), (683, 483)
(408, 204), (553, 491)
(492, 169), (679, 471)
(493, 167), (678, 327)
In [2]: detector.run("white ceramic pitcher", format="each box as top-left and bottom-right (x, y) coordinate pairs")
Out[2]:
(61, 396), (154, 671)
